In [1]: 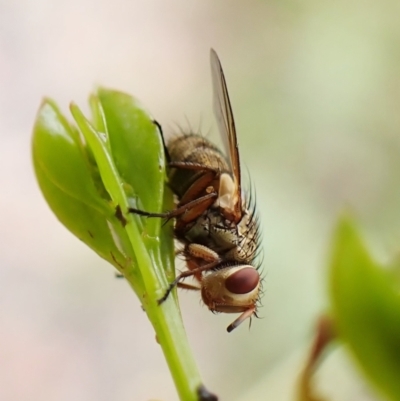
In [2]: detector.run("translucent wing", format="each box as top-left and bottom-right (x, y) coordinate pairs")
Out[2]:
(210, 48), (242, 221)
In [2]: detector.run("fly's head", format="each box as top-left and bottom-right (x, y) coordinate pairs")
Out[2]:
(201, 264), (261, 332)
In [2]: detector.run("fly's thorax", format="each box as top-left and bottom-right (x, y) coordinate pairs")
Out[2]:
(207, 211), (238, 251)
(225, 208), (259, 263)
(182, 205), (259, 263)
(182, 208), (237, 255)
(207, 206), (259, 263)
(201, 265), (260, 313)
(167, 134), (230, 198)
(182, 214), (211, 246)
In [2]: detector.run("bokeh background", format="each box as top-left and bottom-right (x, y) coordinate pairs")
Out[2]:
(2, 1), (400, 400)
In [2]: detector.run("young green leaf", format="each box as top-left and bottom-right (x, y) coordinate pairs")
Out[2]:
(32, 99), (127, 269)
(32, 89), (209, 401)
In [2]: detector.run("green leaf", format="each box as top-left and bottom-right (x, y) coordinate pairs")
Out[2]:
(32, 99), (127, 269)
(34, 161), (127, 268)
(32, 99), (109, 213)
(329, 216), (400, 401)
(97, 88), (166, 240)
(32, 90), (208, 401)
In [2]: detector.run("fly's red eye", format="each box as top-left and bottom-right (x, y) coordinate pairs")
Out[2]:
(225, 267), (259, 294)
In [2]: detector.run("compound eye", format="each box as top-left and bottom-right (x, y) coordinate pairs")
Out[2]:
(225, 267), (259, 294)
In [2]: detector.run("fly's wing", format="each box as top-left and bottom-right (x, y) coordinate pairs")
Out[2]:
(210, 48), (242, 221)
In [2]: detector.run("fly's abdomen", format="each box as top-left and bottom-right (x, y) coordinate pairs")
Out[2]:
(167, 134), (230, 198)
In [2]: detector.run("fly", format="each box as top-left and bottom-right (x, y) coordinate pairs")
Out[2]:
(129, 49), (262, 332)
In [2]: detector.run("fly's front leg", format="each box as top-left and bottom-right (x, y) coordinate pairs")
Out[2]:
(184, 244), (221, 283)
(158, 244), (221, 304)
(185, 243), (220, 264)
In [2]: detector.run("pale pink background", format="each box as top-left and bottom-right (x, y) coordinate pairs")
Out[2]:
(2, 1), (399, 400)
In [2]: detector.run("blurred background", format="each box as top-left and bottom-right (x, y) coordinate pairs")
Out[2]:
(1, 1), (400, 400)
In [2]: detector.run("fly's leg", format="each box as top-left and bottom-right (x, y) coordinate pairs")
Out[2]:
(185, 243), (220, 261)
(168, 161), (220, 173)
(177, 283), (201, 291)
(129, 161), (221, 224)
(158, 244), (221, 304)
(177, 170), (216, 208)
(168, 162), (221, 210)
(128, 191), (217, 221)
(157, 260), (220, 304)
(152, 120), (171, 163)
(184, 244), (221, 282)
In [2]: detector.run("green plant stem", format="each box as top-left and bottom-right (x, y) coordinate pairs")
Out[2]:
(71, 102), (204, 400)
(131, 279), (202, 401)
(122, 210), (203, 400)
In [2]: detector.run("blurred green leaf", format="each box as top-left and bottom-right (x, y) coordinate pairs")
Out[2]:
(329, 216), (400, 401)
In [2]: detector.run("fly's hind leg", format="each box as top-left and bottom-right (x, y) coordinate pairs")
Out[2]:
(177, 283), (201, 291)
(129, 157), (221, 224)
(128, 191), (217, 221)
(152, 120), (171, 163)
